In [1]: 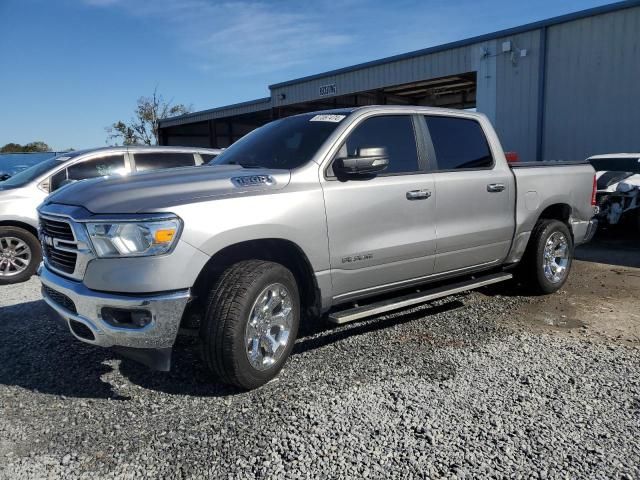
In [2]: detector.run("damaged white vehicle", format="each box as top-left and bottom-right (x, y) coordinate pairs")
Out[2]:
(589, 154), (640, 231)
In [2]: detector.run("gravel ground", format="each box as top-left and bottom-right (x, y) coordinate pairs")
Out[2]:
(1, 275), (639, 479)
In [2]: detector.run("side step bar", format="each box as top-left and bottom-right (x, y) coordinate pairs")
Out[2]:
(328, 272), (513, 325)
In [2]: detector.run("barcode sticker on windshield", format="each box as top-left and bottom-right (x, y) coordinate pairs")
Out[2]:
(310, 114), (345, 122)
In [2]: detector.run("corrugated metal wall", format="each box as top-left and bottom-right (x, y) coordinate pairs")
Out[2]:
(543, 7), (640, 160)
(494, 30), (542, 162)
(271, 46), (476, 107)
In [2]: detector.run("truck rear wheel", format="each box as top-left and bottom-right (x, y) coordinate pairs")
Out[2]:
(200, 260), (300, 390)
(0, 226), (42, 285)
(520, 219), (573, 294)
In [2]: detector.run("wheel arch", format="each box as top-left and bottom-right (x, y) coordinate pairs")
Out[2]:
(0, 220), (39, 238)
(189, 238), (322, 323)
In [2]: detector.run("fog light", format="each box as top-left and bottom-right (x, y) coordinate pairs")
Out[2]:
(101, 307), (152, 329)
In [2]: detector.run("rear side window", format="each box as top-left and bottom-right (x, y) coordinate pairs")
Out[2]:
(133, 152), (196, 172)
(425, 116), (493, 170)
(342, 115), (419, 174)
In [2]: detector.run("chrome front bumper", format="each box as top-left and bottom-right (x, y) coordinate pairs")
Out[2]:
(39, 265), (190, 350)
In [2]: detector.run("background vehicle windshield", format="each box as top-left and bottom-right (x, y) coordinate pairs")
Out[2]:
(211, 113), (347, 170)
(0, 155), (71, 188)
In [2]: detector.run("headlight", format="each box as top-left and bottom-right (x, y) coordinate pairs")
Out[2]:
(85, 218), (182, 258)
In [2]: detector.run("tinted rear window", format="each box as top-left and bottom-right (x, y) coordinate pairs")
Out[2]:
(425, 116), (493, 170)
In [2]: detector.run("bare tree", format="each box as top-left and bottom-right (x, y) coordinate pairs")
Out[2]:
(106, 88), (192, 145)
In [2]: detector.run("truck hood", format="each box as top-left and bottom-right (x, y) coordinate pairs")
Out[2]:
(44, 165), (291, 214)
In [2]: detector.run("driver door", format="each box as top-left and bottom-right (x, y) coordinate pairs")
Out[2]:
(321, 114), (437, 301)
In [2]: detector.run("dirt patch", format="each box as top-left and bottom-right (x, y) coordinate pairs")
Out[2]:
(509, 260), (640, 345)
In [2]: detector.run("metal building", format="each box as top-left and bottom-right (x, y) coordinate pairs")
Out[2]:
(158, 1), (640, 162)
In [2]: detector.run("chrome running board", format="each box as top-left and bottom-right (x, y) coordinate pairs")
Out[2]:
(328, 272), (512, 325)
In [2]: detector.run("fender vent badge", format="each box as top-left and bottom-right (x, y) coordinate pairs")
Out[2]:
(231, 175), (275, 187)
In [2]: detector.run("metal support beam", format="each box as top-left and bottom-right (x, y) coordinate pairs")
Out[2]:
(536, 26), (548, 161)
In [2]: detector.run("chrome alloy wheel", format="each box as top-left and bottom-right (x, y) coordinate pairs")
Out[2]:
(244, 283), (294, 370)
(542, 231), (569, 283)
(0, 236), (32, 277)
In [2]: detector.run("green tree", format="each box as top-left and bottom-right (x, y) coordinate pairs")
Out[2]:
(1, 141), (51, 153)
(22, 141), (51, 152)
(106, 88), (191, 146)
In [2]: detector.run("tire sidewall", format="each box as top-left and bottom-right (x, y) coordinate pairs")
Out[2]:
(229, 265), (300, 388)
(0, 227), (42, 285)
(534, 220), (573, 294)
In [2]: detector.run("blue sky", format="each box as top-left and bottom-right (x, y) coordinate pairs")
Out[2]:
(0, 0), (612, 150)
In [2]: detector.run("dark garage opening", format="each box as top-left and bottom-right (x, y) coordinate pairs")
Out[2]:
(160, 72), (477, 149)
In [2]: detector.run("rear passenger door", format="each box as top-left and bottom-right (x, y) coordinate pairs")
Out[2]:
(421, 115), (515, 273)
(132, 151), (197, 173)
(322, 114), (437, 300)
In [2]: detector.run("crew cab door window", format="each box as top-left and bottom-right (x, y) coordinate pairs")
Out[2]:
(424, 116), (493, 170)
(341, 115), (420, 174)
(50, 154), (126, 191)
(133, 152), (196, 172)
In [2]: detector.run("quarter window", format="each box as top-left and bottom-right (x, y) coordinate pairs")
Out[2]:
(133, 152), (196, 172)
(340, 115), (420, 174)
(425, 116), (493, 170)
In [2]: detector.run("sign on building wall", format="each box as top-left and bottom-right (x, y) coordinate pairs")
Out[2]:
(319, 83), (337, 97)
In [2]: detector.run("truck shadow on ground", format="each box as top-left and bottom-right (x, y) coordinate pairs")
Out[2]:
(0, 298), (463, 399)
(0, 300), (125, 400)
(575, 228), (640, 269)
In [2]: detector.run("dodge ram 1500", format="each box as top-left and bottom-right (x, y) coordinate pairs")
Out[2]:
(38, 106), (597, 389)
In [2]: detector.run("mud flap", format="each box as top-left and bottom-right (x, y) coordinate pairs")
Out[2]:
(112, 346), (173, 371)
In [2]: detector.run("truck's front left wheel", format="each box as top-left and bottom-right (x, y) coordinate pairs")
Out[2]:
(200, 260), (300, 390)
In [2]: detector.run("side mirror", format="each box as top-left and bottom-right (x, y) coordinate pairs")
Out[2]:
(334, 147), (389, 177)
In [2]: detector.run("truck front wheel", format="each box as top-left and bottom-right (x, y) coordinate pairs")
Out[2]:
(520, 219), (574, 294)
(200, 260), (300, 390)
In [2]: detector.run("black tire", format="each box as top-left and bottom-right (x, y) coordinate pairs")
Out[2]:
(0, 226), (42, 285)
(200, 260), (300, 390)
(518, 219), (573, 294)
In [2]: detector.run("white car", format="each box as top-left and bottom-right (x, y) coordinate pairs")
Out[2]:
(589, 154), (640, 230)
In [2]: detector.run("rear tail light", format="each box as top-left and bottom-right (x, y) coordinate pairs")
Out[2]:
(591, 175), (597, 206)
(505, 151), (519, 163)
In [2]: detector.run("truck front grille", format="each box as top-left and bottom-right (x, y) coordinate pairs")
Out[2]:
(43, 246), (78, 274)
(40, 218), (75, 241)
(39, 216), (79, 275)
(42, 285), (78, 315)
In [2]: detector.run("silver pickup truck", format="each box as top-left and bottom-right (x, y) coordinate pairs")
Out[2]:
(38, 106), (597, 389)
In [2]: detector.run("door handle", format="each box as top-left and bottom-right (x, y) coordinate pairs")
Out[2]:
(487, 183), (506, 193)
(406, 189), (432, 200)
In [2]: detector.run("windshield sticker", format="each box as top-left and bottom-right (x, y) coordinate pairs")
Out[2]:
(310, 114), (345, 123)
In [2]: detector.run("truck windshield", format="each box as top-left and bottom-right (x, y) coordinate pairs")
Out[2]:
(211, 113), (347, 170)
(0, 155), (71, 189)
